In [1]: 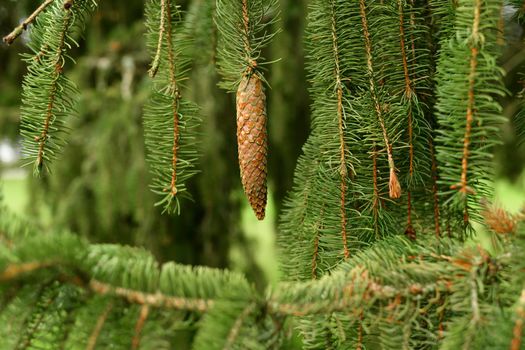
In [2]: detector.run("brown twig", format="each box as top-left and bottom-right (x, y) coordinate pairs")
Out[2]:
(372, 144), (380, 238)
(131, 305), (150, 350)
(359, 0), (401, 200)
(398, 0), (418, 239)
(0, 261), (54, 282)
(330, 0), (349, 260)
(89, 280), (213, 312)
(35, 2), (74, 173)
(458, 0), (481, 219)
(357, 310), (364, 350)
(224, 303), (256, 349)
(148, 0), (167, 77)
(3, 0), (55, 45)
(511, 289), (525, 350)
(86, 302), (114, 350)
(430, 139), (441, 238)
(163, 0), (181, 197)
(311, 230), (320, 279)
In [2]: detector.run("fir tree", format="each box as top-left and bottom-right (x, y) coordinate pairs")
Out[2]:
(2, 0), (525, 349)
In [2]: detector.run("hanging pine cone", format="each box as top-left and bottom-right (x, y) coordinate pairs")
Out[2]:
(236, 73), (268, 220)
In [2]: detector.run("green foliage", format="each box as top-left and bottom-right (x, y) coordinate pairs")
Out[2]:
(1, 203), (525, 349)
(215, 0), (279, 89)
(434, 0), (506, 235)
(4, 0), (525, 348)
(143, 0), (201, 214)
(19, 0), (97, 176)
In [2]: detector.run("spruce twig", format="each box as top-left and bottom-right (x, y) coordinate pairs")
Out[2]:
(89, 280), (213, 312)
(456, 0), (481, 210)
(86, 302), (113, 350)
(430, 139), (441, 238)
(398, 0), (416, 239)
(359, 0), (401, 200)
(148, 0), (167, 77)
(131, 305), (150, 350)
(330, 0), (350, 260)
(224, 303), (256, 349)
(34, 2), (74, 174)
(164, 0), (181, 198)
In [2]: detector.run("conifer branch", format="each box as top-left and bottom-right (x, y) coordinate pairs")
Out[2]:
(144, 0), (200, 213)
(241, 0), (251, 56)
(268, 275), (452, 317)
(224, 302), (256, 349)
(511, 289), (525, 350)
(89, 280), (213, 312)
(372, 144), (380, 238)
(131, 305), (150, 350)
(357, 311), (364, 350)
(35, 6), (72, 174)
(15, 286), (59, 350)
(148, 0), (167, 77)
(2, 0), (55, 45)
(430, 139), (441, 238)
(0, 262), (54, 282)
(164, 0), (181, 198)
(330, 0), (349, 259)
(434, 0), (505, 233)
(359, 0), (401, 200)
(398, 0), (416, 239)
(457, 0), (481, 207)
(86, 302), (113, 350)
(311, 230), (320, 279)
(18, 0), (96, 175)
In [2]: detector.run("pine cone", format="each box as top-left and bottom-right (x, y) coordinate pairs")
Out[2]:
(236, 74), (267, 220)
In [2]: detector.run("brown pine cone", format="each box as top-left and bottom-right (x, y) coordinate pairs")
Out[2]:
(236, 74), (268, 220)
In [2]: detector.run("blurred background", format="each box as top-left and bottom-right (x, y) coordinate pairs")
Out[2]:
(1, 0), (525, 290)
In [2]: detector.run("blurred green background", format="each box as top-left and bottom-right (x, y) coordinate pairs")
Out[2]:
(1, 0), (525, 290)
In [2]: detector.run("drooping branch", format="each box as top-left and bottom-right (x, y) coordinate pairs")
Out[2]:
(359, 0), (401, 200)
(430, 139), (441, 237)
(398, 0), (416, 239)
(164, 0), (182, 198)
(457, 0), (481, 206)
(330, 0), (349, 259)
(143, 0), (200, 213)
(35, 3), (73, 174)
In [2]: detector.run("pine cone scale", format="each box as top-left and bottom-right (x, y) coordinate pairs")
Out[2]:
(236, 74), (268, 220)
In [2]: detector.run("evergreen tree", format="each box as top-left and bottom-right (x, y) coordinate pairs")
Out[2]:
(2, 0), (525, 349)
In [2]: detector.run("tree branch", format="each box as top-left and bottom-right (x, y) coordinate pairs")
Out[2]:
(2, 0), (55, 45)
